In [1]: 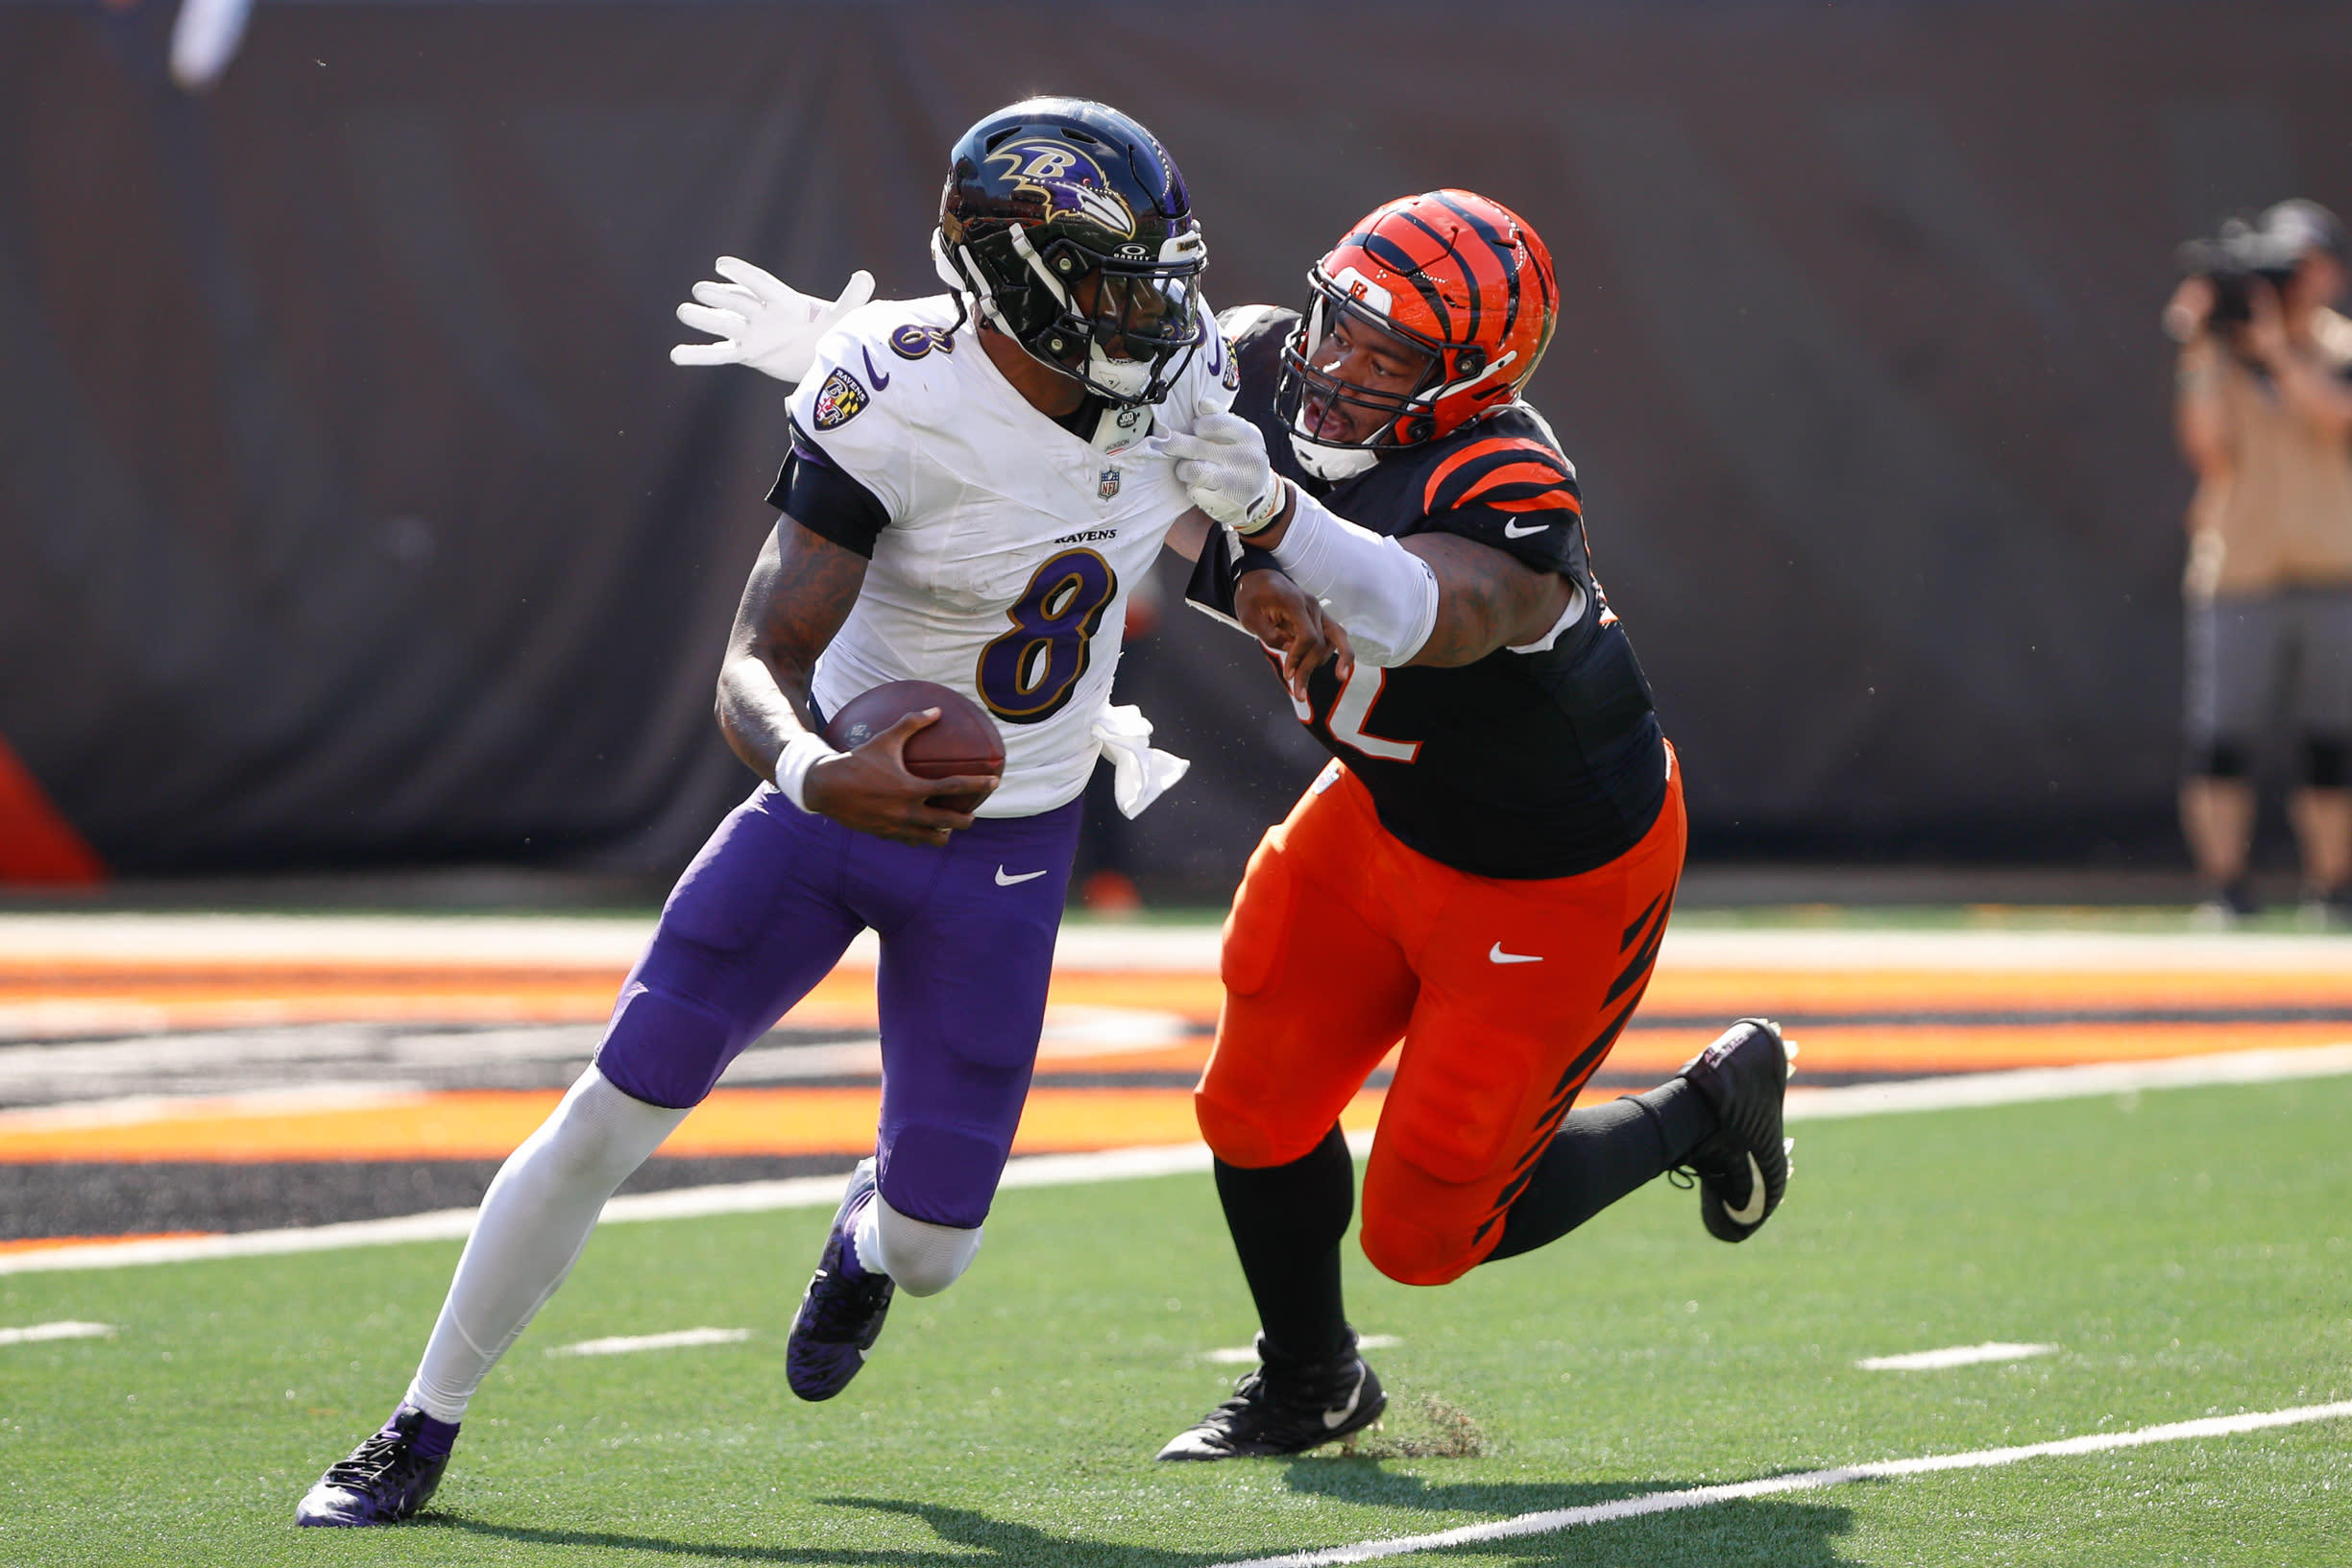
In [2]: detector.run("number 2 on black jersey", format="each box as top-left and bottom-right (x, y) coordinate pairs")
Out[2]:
(1293, 663), (1421, 763)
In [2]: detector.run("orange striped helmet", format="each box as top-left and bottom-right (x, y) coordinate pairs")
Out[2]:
(1276, 190), (1557, 469)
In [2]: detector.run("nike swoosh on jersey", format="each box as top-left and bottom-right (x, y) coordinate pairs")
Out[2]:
(1321, 1364), (1366, 1430)
(995, 867), (1049, 886)
(1488, 943), (1543, 964)
(861, 346), (891, 390)
(1722, 1151), (1768, 1225)
(1501, 520), (1550, 539)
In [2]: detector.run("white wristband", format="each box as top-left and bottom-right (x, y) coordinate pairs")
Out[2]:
(1232, 475), (1289, 537)
(1270, 487), (1441, 666)
(772, 732), (838, 812)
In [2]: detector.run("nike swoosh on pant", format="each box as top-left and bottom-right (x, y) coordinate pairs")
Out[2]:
(1722, 1151), (1768, 1226)
(995, 867), (1049, 886)
(1322, 1364), (1365, 1430)
(1502, 520), (1550, 538)
(1488, 942), (1542, 964)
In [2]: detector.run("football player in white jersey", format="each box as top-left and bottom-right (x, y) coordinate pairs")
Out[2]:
(295, 97), (1341, 1528)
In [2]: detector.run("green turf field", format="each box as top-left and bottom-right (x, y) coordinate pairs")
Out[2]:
(3, 1077), (2347, 1566)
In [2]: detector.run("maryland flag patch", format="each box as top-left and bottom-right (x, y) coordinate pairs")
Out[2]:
(812, 367), (869, 430)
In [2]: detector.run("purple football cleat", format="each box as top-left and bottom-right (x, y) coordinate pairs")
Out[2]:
(294, 1404), (453, 1527)
(786, 1158), (895, 1401)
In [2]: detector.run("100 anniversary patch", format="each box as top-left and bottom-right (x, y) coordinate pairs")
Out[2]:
(812, 367), (869, 430)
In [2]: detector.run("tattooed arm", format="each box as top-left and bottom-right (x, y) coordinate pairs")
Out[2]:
(716, 518), (995, 845)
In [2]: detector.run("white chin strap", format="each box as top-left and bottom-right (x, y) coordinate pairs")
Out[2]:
(1288, 422), (1379, 482)
(1089, 344), (1152, 399)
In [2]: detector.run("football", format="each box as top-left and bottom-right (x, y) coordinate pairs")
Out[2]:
(820, 680), (1006, 812)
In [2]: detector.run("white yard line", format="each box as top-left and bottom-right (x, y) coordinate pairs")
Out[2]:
(1857, 1341), (2057, 1371)
(547, 1327), (748, 1357)
(0, 1320), (115, 1345)
(3, 1043), (2347, 1278)
(1208, 1401), (2352, 1568)
(4, 912), (2347, 973)
(1783, 1043), (2352, 1120)
(1205, 1335), (1399, 1365)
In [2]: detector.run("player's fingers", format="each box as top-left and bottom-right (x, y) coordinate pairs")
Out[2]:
(715, 255), (793, 302)
(691, 279), (761, 312)
(922, 774), (999, 808)
(905, 799), (981, 834)
(1158, 431), (1210, 464)
(676, 302), (748, 338)
(831, 269), (877, 313)
(1193, 409), (1258, 446)
(873, 708), (944, 741)
(669, 342), (745, 366)
(1324, 615), (1356, 685)
(865, 707), (943, 765)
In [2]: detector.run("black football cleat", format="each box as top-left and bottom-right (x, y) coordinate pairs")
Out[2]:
(786, 1158), (895, 1401)
(1675, 1017), (1798, 1242)
(294, 1405), (451, 1527)
(1156, 1333), (1386, 1459)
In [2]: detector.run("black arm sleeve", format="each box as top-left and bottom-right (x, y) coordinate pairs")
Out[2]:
(1181, 523), (1283, 632)
(765, 426), (890, 558)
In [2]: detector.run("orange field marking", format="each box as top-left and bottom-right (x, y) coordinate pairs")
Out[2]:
(7, 959), (2351, 1041)
(0, 1231), (209, 1254)
(7, 1019), (2348, 1166)
(0, 1085), (1388, 1166)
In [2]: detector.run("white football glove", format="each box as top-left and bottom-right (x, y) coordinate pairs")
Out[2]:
(1160, 404), (1287, 535)
(669, 258), (875, 384)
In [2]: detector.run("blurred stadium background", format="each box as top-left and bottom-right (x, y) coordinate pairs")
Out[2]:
(4, 0), (2352, 1239)
(6, 0), (2351, 903)
(5, 12), (2352, 1561)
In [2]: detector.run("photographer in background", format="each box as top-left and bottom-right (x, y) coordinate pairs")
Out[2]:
(2165, 201), (2352, 927)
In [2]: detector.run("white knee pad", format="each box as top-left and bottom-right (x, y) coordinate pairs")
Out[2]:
(857, 1193), (982, 1297)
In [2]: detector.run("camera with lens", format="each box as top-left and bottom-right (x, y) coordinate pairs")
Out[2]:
(2178, 218), (2302, 327)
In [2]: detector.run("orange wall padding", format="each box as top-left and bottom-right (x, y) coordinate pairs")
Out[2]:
(0, 735), (105, 885)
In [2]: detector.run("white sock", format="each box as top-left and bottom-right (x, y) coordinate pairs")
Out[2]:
(403, 1067), (686, 1422)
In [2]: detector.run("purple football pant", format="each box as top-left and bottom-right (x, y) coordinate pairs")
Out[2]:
(594, 785), (1081, 1229)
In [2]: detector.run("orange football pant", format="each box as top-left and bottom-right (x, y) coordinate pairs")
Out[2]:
(1197, 746), (1685, 1286)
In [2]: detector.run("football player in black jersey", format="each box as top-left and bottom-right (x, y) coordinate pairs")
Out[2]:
(1152, 191), (1795, 1459)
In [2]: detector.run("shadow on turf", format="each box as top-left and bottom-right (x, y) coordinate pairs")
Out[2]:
(425, 1484), (1852, 1564)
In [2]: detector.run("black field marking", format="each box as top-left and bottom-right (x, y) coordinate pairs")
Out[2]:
(0, 1154), (861, 1242)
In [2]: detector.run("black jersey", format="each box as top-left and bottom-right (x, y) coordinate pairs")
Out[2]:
(1198, 305), (1668, 880)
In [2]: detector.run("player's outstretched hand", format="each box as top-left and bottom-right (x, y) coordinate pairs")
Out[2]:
(1238, 570), (1354, 702)
(1163, 404), (1287, 536)
(670, 260), (876, 383)
(802, 710), (997, 847)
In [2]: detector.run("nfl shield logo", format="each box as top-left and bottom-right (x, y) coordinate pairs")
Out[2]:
(1098, 467), (1121, 500)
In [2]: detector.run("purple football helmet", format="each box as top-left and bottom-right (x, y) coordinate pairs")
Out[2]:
(934, 97), (1206, 405)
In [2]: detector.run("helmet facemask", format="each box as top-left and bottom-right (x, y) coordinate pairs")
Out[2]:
(1274, 271), (1445, 478)
(1274, 189), (1557, 475)
(943, 222), (1206, 406)
(1018, 226), (1206, 403)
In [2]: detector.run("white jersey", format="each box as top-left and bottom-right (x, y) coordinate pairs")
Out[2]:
(787, 294), (1237, 816)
